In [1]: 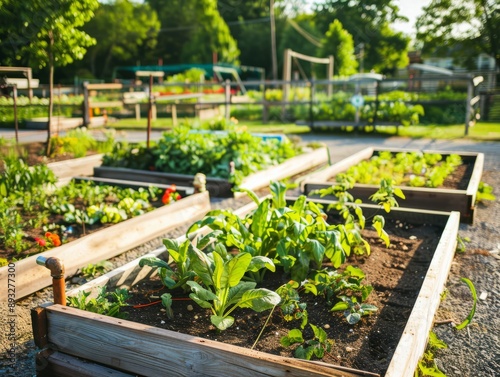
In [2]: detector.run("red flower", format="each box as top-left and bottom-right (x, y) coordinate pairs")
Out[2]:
(162, 185), (178, 205)
(35, 237), (46, 247)
(45, 232), (62, 247)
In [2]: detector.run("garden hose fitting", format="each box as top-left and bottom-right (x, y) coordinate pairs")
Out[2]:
(36, 256), (66, 306)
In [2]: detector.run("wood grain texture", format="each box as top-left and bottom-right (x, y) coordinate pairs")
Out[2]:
(385, 211), (460, 377)
(36, 350), (135, 377)
(47, 154), (103, 182)
(0, 192), (210, 301)
(44, 305), (365, 377)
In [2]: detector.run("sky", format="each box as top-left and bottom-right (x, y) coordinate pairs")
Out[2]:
(391, 0), (433, 35)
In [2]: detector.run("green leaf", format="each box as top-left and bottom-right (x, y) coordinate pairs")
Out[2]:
(161, 293), (174, 319)
(346, 312), (361, 324)
(237, 188), (260, 205)
(223, 252), (252, 288)
(344, 265), (365, 279)
(251, 199), (270, 238)
(187, 281), (217, 303)
(238, 288), (280, 311)
(331, 302), (348, 312)
(280, 328), (304, 347)
(0, 183), (7, 197)
(270, 181), (288, 208)
(305, 239), (325, 267)
(455, 278), (477, 330)
(138, 257), (171, 270)
(211, 315), (235, 330)
(247, 256), (276, 273)
(394, 187), (406, 199)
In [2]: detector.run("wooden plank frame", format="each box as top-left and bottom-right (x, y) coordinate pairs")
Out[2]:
(32, 197), (460, 377)
(0, 191), (211, 301)
(47, 154), (104, 187)
(94, 147), (329, 198)
(301, 147), (484, 223)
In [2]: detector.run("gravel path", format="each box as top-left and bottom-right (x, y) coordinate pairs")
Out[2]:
(1, 134), (498, 377)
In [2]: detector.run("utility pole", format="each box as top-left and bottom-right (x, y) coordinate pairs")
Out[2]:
(359, 43), (364, 73)
(270, 0), (278, 81)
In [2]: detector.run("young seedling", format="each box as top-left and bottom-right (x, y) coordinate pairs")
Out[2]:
(280, 324), (334, 360)
(331, 296), (377, 325)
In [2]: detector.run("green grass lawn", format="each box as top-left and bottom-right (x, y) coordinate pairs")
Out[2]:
(107, 117), (500, 141)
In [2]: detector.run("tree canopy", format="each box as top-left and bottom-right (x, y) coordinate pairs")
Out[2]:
(313, 0), (410, 73)
(147, 0), (239, 65)
(81, 0), (160, 78)
(416, 0), (499, 70)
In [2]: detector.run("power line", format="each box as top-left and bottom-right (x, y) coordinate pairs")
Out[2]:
(159, 17), (271, 33)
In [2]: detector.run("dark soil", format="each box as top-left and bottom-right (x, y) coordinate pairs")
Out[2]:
(124, 220), (444, 376)
(0, 187), (165, 262)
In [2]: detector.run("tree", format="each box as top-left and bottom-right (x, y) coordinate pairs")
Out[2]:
(0, 0), (98, 152)
(313, 0), (410, 74)
(318, 20), (358, 76)
(82, 0), (160, 79)
(180, 0), (239, 64)
(416, 0), (499, 71)
(147, 0), (239, 65)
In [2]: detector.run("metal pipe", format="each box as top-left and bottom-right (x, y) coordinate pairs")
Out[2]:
(36, 256), (66, 306)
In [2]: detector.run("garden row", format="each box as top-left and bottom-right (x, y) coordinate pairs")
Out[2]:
(1, 128), (489, 376)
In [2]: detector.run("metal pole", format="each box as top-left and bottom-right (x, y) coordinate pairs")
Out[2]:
(36, 256), (66, 306)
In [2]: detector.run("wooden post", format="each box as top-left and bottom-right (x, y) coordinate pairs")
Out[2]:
(13, 85), (18, 143)
(147, 75), (153, 148)
(82, 82), (90, 126)
(135, 103), (140, 120)
(224, 79), (231, 121)
(171, 103), (178, 127)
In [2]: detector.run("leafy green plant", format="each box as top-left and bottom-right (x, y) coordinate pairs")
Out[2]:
(187, 248), (280, 331)
(317, 175), (391, 254)
(476, 181), (496, 204)
(80, 261), (113, 279)
(102, 127), (301, 185)
(304, 265), (373, 307)
(342, 151), (462, 189)
(369, 178), (406, 213)
(331, 296), (377, 325)
(415, 332), (448, 377)
(280, 324), (334, 360)
(276, 281), (308, 329)
(454, 278), (477, 330)
(188, 181), (349, 283)
(67, 286), (131, 319)
(139, 239), (196, 292)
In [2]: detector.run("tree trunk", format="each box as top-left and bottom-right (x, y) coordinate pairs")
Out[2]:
(46, 30), (54, 156)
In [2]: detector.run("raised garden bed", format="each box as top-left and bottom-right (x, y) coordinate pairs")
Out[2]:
(302, 147), (484, 223)
(95, 147), (328, 197)
(47, 153), (103, 186)
(31, 195), (460, 377)
(0, 184), (210, 301)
